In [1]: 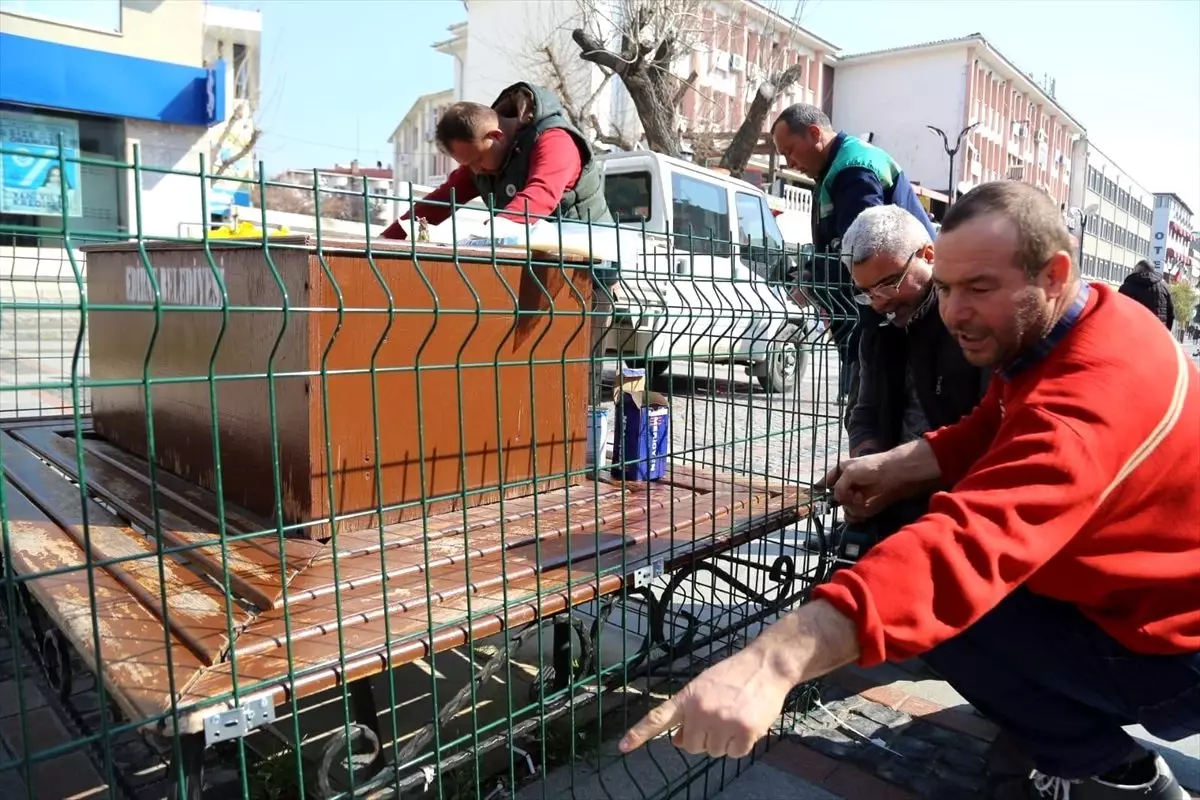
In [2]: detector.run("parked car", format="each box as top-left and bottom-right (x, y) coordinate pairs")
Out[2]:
(597, 151), (820, 393)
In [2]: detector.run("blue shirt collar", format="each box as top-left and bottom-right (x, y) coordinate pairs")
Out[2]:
(1000, 283), (1091, 381)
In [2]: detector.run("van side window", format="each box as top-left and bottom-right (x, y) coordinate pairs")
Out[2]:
(735, 191), (787, 276)
(604, 171), (653, 224)
(671, 172), (731, 256)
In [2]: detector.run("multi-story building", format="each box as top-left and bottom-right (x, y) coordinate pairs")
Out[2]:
(1151, 192), (1195, 278)
(1066, 141), (1153, 285)
(830, 34), (1086, 214)
(434, 21), (468, 104)
(0, 0), (261, 240)
(389, 89), (457, 189)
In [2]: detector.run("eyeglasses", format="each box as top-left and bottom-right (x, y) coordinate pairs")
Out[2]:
(852, 248), (922, 306)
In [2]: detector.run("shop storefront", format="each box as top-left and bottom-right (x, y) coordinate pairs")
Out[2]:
(0, 30), (225, 245)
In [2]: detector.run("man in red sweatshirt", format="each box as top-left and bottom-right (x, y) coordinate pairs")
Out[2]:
(619, 181), (1199, 800)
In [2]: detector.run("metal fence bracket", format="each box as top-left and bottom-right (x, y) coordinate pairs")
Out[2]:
(204, 696), (277, 746)
(632, 558), (665, 589)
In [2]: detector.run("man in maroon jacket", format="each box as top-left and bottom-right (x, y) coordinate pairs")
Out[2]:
(619, 182), (1198, 800)
(380, 83), (616, 409)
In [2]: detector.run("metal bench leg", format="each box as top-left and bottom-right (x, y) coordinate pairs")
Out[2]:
(166, 733), (205, 800)
(349, 678), (380, 740)
(551, 618), (573, 692)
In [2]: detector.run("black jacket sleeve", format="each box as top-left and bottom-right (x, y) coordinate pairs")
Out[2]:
(847, 322), (884, 455)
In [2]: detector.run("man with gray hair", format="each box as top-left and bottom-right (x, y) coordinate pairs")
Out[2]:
(831, 204), (986, 560)
(771, 104), (935, 411)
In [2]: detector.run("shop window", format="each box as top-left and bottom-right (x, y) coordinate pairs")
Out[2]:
(0, 105), (127, 247)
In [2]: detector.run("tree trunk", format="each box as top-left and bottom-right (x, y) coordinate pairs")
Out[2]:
(719, 63), (805, 178)
(623, 70), (682, 156)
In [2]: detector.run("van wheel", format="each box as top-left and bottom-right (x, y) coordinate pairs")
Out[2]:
(756, 324), (807, 393)
(623, 359), (670, 379)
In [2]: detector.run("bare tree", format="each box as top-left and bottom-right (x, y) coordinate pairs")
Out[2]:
(209, 103), (263, 178)
(536, 44), (639, 152)
(567, 0), (707, 156)
(556, 0), (811, 177)
(718, 60), (804, 177)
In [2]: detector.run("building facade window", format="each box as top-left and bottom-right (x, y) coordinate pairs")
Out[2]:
(0, 105), (127, 247)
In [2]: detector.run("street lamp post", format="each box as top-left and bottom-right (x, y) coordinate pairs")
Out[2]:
(927, 122), (981, 208)
(1064, 204), (1101, 273)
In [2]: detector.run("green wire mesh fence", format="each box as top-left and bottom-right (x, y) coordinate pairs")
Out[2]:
(0, 145), (857, 800)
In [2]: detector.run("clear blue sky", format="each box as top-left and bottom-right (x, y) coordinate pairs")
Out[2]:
(216, 0), (1200, 212)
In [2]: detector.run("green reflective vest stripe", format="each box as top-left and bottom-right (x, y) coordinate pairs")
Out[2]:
(816, 135), (902, 221)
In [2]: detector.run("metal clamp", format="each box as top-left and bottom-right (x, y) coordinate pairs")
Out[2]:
(632, 558), (665, 589)
(203, 695), (276, 746)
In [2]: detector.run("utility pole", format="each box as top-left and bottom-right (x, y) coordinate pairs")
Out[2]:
(927, 122), (981, 208)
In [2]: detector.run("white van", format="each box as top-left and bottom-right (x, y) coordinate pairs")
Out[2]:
(597, 151), (819, 392)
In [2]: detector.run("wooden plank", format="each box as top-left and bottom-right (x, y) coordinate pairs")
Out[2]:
(176, 484), (809, 719)
(14, 426), (310, 611)
(1, 432), (245, 665)
(317, 481), (628, 562)
(0, 479), (206, 725)
(232, 488), (743, 658)
(179, 573), (615, 716)
(82, 436), (286, 544)
(287, 482), (673, 601)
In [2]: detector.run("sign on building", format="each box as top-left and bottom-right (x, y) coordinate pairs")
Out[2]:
(0, 110), (83, 217)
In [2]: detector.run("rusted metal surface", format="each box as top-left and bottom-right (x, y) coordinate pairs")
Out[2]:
(2, 422), (811, 735)
(83, 238), (595, 539)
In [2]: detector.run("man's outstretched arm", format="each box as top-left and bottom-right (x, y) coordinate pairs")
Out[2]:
(619, 599), (860, 759)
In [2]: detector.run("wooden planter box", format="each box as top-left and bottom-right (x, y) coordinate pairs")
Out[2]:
(83, 237), (594, 539)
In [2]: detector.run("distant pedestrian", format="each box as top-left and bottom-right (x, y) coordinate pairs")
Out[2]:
(1118, 259), (1174, 330)
(771, 105), (935, 417)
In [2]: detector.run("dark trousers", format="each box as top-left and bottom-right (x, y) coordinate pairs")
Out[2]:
(922, 588), (1200, 779)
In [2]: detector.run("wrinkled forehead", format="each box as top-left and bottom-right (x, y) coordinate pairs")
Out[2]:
(933, 215), (1022, 282)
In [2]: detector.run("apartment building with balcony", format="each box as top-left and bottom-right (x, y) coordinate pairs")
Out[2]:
(1066, 141), (1153, 285)
(1151, 192), (1195, 279)
(389, 89), (457, 190)
(0, 0), (261, 241)
(830, 34), (1085, 215)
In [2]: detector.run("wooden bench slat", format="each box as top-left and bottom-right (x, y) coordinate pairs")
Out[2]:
(230, 487), (748, 660)
(2, 432), (245, 665)
(0, 478), (207, 725)
(285, 483), (679, 601)
(177, 495), (809, 718)
(14, 426), (311, 610)
(178, 575), (616, 717)
(315, 481), (628, 562)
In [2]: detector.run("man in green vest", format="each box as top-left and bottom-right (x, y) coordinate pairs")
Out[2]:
(771, 104), (936, 415)
(381, 82), (615, 407)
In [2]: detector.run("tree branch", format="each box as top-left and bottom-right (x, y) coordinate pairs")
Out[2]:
(572, 27), (628, 74)
(673, 69), (699, 108)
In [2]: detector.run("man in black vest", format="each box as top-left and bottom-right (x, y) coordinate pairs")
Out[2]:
(833, 205), (987, 559)
(381, 82), (615, 406)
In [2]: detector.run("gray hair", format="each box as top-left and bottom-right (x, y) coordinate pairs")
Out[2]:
(842, 205), (932, 265)
(773, 103), (832, 134)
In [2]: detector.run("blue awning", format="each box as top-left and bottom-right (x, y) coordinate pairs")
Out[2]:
(0, 33), (225, 127)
